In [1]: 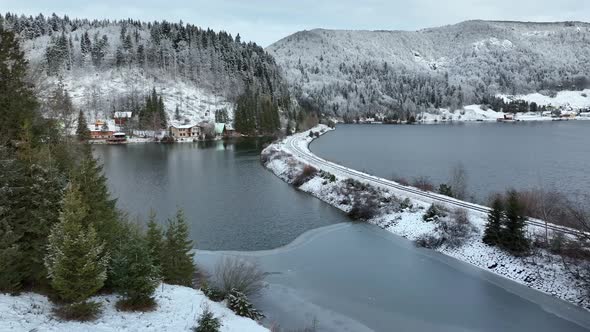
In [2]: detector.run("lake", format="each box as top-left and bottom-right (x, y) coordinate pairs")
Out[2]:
(310, 122), (590, 203)
(93, 139), (343, 251)
(93, 136), (590, 331)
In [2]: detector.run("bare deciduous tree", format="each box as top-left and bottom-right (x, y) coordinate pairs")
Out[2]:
(449, 163), (468, 200)
(213, 257), (266, 297)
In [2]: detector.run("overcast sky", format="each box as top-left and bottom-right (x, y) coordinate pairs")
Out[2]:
(2, 0), (590, 46)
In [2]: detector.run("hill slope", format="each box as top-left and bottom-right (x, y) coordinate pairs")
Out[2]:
(2, 13), (290, 129)
(267, 20), (590, 117)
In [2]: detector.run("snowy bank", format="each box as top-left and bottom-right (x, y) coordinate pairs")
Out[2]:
(261, 126), (590, 310)
(0, 284), (268, 332)
(419, 104), (590, 123)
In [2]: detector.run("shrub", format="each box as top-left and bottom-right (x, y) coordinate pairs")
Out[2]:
(392, 176), (410, 186)
(201, 285), (225, 302)
(438, 184), (453, 197)
(436, 209), (475, 248)
(422, 204), (447, 222)
(227, 289), (264, 320)
(54, 301), (102, 322)
(292, 165), (318, 187)
(400, 198), (413, 210)
(415, 234), (444, 249)
(213, 257), (266, 297)
(412, 176), (434, 192)
(308, 131), (314, 138)
(193, 305), (222, 332)
(319, 170), (336, 183)
(348, 193), (380, 221)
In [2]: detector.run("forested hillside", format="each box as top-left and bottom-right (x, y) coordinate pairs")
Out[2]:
(268, 20), (590, 118)
(1, 13), (290, 132)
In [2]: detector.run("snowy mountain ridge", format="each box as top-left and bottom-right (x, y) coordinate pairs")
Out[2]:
(2, 13), (289, 129)
(268, 20), (590, 117)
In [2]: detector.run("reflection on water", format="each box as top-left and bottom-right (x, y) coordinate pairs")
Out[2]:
(93, 138), (345, 251)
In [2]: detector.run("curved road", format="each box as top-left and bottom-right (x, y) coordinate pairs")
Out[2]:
(284, 130), (581, 236)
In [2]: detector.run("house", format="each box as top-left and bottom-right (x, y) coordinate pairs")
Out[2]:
(114, 112), (133, 125)
(169, 124), (202, 140)
(89, 120), (114, 140)
(223, 123), (239, 137)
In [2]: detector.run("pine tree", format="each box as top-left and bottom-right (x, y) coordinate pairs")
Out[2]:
(146, 210), (164, 268)
(194, 306), (222, 332)
(0, 218), (23, 292)
(76, 110), (90, 141)
(162, 209), (195, 286)
(70, 154), (121, 248)
(501, 191), (529, 254)
(0, 28), (39, 145)
(3, 129), (65, 288)
(174, 105), (181, 121)
(110, 224), (160, 308)
(45, 184), (109, 306)
(483, 196), (504, 246)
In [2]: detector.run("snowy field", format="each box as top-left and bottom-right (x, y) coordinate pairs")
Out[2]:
(499, 89), (590, 110)
(420, 96), (590, 123)
(0, 284), (268, 332)
(262, 126), (590, 310)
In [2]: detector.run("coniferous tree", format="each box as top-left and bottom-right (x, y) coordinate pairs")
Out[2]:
(45, 184), (109, 310)
(483, 196), (504, 246)
(146, 210), (165, 268)
(0, 27), (39, 145)
(7, 124), (65, 287)
(70, 153), (121, 248)
(76, 110), (91, 141)
(162, 209), (195, 286)
(0, 213), (22, 293)
(501, 191), (529, 254)
(110, 224), (160, 308)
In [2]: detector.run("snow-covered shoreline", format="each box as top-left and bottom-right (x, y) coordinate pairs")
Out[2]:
(0, 284), (268, 332)
(261, 125), (590, 310)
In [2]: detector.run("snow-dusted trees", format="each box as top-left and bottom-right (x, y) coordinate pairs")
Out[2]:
(0, 27), (39, 146)
(45, 184), (109, 318)
(2, 13), (290, 112)
(234, 89), (280, 135)
(138, 88), (167, 130)
(110, 223), (160, 310)
(161, 209), (195, 287)
(482, 192), (530, 255)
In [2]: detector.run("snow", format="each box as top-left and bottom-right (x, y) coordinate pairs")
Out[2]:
(499, 89), (590, 110)
(47, 68), (234, 127)
(21, 27), (235, 129)
(0, 284), (268, 332)
(261, 126), (590, 310)
(418, 103), (590, 123)
(472, 37), (514, 51)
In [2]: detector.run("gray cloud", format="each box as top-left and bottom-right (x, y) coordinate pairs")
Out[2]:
(2, 0), (590, 46)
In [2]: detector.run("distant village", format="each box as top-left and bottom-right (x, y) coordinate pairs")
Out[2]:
(88, 111), (239, 144)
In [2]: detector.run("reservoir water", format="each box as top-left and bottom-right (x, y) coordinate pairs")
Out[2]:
(311, 122), (590, 203)
(93, 133), (590, 331)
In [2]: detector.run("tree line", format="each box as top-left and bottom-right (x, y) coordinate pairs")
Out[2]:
(1, 12), (290, 104)
(0, 27), (195, 319)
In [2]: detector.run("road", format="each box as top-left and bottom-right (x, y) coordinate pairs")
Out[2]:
(284, 131), (581, 236)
